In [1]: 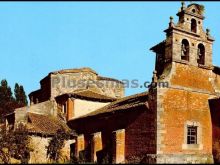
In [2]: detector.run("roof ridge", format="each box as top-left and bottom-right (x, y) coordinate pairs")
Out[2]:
(56, 89), (117, 102)
(50, 67), (98, 75)
(74, 90), (117, 100)
(108, 91), (148, 104)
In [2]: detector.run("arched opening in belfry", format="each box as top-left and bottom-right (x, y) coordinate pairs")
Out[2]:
(197, 43), (205, 65)
(181, 39), (190, 61)
(191, 19), (197, 33)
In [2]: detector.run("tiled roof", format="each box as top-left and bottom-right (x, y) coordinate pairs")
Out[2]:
(75, 90), (117, 101)
(56, 89), (117, 102)
(150, 40), (166, 53)
(26, 113), (74, 136)
(69, 92), (149, 121)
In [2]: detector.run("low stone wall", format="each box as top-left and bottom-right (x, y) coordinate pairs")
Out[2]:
(142, 154), (214, 164)
(29, 136), (51, 163)
(29, 136), (75, 163)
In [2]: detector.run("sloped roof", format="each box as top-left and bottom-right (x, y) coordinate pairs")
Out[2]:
(213, 66), (220, 75)
(69, 92), (149, 122)
(50, 67), (98, 75)
(56, 89), (117, 102)
(26, 113), (74, 136)
(150, 40), (166, 53)
(39, 67), (98, 84)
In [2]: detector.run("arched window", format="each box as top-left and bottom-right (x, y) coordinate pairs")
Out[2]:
(181, 39), (190, 61)
(191, 19), (197, 33)
(197, 44), (205, 65)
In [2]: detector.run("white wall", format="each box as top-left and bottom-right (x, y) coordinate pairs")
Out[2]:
(73, 99), (110, 119)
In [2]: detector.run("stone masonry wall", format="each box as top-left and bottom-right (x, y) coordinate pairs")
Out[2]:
(39, 76), (51, 102)
(29, 136), (74, 163)
(29, 100), (57, 116)
(50, 72), (124, 100)
(14, 100), (57, 124)
(29, 136), (51, 163)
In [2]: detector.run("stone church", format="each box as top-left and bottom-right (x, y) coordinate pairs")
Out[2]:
(67, 3), (220, 163)
(4, 2), (220, 164)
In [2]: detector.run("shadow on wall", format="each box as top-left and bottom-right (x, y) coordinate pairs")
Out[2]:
(209, 98), (220, 163)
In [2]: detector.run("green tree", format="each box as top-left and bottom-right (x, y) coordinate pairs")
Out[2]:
(0, 80), (14, 106)
(14, 83), (19, 103)
(46, 128), (71, 163)
(0, 80), (15, 122)
(14, 83), (28, 107)
(0, 80), (28, 123)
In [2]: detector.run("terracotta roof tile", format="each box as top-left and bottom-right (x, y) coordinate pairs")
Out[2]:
(74, 90), (117, 101)
(26, 113), (74, 136)
(56, 89), (117, 102)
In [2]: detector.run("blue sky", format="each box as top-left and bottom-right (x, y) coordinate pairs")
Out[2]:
(0, 2), (219, 99)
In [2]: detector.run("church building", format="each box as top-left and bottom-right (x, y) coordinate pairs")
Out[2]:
(67, 3), (220, 164)
(4, 2), (220, 164)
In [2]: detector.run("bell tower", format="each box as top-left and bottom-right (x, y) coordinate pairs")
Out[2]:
(148, 3), (217, 164)
(151, 2), (214, 78)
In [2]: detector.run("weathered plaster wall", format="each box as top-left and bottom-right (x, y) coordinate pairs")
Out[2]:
(73, 99), (110, 119)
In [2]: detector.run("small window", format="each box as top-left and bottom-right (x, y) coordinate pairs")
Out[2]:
(191, 19), (197, 33)
(181, 39), (190, 61)
(187, 126), (198, 144)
